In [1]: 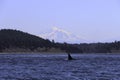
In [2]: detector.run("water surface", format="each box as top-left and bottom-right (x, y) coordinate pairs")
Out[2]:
(0, 53), (120, 80)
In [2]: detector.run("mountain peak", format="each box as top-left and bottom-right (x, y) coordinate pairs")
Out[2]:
(40, 27), (86, 43)
(52, 27), (71, 35)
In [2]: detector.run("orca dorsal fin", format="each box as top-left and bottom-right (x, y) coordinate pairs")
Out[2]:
(68, 53), (73, 60)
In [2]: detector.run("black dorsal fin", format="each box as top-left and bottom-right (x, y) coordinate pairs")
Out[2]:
(68, 53), (73, 60)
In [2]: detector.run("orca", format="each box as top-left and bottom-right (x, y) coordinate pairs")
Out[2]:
(67, 53), (73, 60)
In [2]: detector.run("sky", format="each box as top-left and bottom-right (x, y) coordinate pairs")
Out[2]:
(0, 0), (120, 42)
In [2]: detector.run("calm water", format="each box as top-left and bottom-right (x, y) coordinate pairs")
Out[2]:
(0, 53), (120, 80)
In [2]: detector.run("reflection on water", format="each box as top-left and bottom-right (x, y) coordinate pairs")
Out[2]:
(0, 53), (120, 80)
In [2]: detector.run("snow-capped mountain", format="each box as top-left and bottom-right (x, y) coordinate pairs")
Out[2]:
(40, 27), (87, 43)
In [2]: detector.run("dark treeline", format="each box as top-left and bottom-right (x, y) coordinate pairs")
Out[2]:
(54, 41), (120, 53)
(0, 29), (52, 52)
(0, 29), (120, 53)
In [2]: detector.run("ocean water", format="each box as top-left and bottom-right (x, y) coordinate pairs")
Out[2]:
(0, 53), (120, 80)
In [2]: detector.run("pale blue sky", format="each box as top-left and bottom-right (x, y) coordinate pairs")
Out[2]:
(0, 0), (120, 42)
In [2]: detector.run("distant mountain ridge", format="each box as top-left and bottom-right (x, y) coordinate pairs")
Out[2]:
(40, 27), (86, 43)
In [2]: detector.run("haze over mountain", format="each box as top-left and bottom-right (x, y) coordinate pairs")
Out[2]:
(40, 27), (87, 43)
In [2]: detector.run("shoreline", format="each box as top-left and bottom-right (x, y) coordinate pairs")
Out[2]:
(0, 51), (120, 55)
(0, 51), (66, 54)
